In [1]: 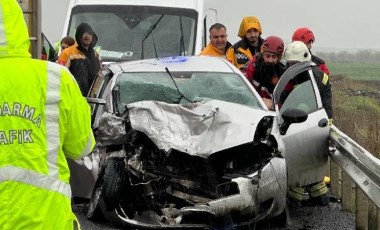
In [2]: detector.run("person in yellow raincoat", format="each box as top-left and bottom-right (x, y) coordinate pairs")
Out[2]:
(226, 16), (264, 70)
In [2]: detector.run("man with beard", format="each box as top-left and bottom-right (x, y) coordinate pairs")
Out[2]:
(199, 23), (232, 58)
(226, 16), (264, 70)
(243, 36), (285, 110)
(58, 23), (101, 96)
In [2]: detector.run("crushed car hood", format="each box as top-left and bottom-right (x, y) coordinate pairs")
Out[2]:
(127, 100), (274, 158)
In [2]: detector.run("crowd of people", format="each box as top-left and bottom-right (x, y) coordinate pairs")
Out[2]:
(1, 0), (332, 228)
(200, 17), (332, 115)
(200, 16), (333, 207)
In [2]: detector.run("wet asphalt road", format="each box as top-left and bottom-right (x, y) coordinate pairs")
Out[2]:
(74, 201), (355, 230)
(74, 204), (122, 230)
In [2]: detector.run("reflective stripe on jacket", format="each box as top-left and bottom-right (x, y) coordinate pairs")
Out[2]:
(0, 1), (95, 229)
(226, 37), (263, 70)
(226, 42), (253, 70)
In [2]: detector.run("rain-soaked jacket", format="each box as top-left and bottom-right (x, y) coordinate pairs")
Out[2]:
(226, 37), (264, 70)
(244, 53), (286, 99)
(0, 1), (95, 229)
(226, 16), (264, 70)
(312, 54), (330, 75)
(199, 42), (232, 58)
(245, 55), (332, 119)
(58, 23), (101, 96)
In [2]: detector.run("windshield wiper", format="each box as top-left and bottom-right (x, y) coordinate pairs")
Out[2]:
(165, 67), (193, 103)
(141, 15), (164, 59)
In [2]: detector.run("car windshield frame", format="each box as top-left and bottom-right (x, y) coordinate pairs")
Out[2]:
(114, 71), (263, 114)
(68, 5), (198, 62)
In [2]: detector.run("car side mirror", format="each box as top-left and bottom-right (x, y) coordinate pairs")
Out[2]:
(280, 108), (308, 135)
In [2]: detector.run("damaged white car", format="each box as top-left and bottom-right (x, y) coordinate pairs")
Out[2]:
(85, 56), (330, 228)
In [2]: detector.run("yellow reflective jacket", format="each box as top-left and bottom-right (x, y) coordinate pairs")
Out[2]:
(226, 38), (264, 71)
(199, 42), (232, 58)
(199, 43), (226, 57)
(226, 16), (263, 70)
(0, 1), (95, 229)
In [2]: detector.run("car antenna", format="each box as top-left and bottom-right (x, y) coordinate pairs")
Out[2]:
(165, 67), (193, 103)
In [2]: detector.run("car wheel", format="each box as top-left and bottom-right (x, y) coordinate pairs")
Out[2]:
(87, 171), (104, 220)
(102, 158), (123, 211)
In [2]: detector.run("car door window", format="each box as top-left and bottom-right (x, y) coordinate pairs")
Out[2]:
(274, 64), (329, 187)
(41, 33), (57, 62)
(279, 72), (318, 116)
(88, 68), (111, 98)
(87, 69), (113, 127)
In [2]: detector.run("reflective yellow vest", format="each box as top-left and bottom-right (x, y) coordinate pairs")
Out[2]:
(0, 1), (95, 229)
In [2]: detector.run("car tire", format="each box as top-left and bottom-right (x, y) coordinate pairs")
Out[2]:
(87, 170), (105, 221)
(103, 158), (124, 210)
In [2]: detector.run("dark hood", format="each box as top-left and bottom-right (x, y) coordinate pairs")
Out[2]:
(75, 23), (98, 50)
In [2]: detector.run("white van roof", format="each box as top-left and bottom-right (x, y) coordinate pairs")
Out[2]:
(67, 0), (202, 10)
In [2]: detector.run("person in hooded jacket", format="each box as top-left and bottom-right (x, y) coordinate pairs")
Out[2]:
(58, 23), (101, 96)
(0, 0), (95, 229)
(226, 16), (264, 70)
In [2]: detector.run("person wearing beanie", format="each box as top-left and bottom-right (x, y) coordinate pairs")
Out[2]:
(292, 27), (330, 75)
(243, 36), (285, 110)
(283, 41), (333, 207)
(58, 23), (101, 96)
(226, 16), (264, 70)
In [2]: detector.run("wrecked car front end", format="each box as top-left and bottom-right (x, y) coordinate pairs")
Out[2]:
(84, 56), (291, 228)
(90, 99), (286, 229)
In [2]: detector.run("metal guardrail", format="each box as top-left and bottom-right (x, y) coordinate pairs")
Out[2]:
(329, 125), (380, 229)
(329, 125), (380, 209)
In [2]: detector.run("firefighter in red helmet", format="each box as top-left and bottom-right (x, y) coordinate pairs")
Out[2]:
(292, 27), (330, 75)
(243, 36), (285, 110)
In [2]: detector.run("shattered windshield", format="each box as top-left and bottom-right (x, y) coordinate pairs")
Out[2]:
(68, 5), (197, 62)
(115, 72), (263, 114)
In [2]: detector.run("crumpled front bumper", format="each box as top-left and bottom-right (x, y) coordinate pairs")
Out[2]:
(116, 157), (287, 229)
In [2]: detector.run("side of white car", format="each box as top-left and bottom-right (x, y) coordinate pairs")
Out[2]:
(272, 62), (330, 188)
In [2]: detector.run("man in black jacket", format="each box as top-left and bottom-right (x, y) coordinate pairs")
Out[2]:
(58, 23), (101, 96)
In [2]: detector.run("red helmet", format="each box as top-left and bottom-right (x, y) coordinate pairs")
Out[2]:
(292, 27), (315, 43)
(261, 36), (284, 55)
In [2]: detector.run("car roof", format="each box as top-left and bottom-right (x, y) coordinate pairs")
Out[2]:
(110, 56), (239, 73)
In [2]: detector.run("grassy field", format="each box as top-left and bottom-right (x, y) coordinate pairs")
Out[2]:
(328, 62), (380, 81)
(330, 75), (380, 156)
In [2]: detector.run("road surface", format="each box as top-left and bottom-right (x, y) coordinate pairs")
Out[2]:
(74, 200), (355, 230)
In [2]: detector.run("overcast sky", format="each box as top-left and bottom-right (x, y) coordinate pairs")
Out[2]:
(42, 0), (380, 52)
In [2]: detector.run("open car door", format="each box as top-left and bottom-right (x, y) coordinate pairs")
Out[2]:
(41, 33), (58, 62)
(273, 62), (330, 187)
